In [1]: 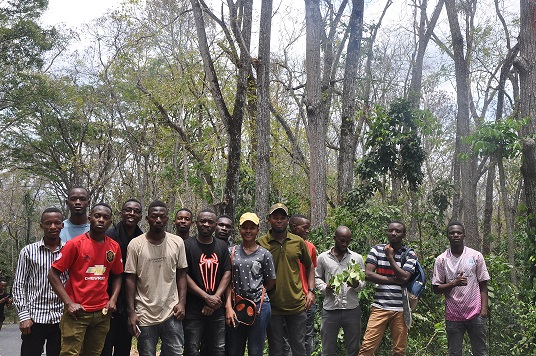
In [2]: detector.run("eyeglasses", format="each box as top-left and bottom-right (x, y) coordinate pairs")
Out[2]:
(122, 208), (142, 214)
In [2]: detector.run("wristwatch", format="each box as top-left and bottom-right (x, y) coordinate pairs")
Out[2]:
(309, 287), (317, 293)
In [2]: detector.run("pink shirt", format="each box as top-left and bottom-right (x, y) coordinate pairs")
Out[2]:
(432, 246), (489, 321)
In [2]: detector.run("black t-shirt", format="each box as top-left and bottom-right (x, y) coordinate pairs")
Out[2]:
(0, 291), (10, 322)
(184, 236), (231, 318)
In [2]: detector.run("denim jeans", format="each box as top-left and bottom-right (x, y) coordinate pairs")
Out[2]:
(229, 301), (271, 356)
(137, 316), (184, 356)
(183, 313), (226, 356)
(21, 322), (61, 356)
(267, 311), (307, 356)
(446, 315), (487, 356)
(321, 307), (361, 356)
(59, 309), (110, 356)
(358, 307), (408, 356)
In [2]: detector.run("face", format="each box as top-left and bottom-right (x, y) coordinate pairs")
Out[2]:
(66, 188), (90, 216)
(0, 281), (6, 292)
(174, 210), (193, 234)
(147, 206), (169, 233)
(387, 222), (405, 245)
(196, 212), (217, 238)
(239, 220), (259, 242)
(447, 225), (465, 247)
(89, 205), (112, 233)
(334, 232), (352, 253)
(291, 218), (311, 239)
(40, 212), (64, 240)
(267, 210), (289, 233)
(215, 217), (233, 241)
(121, 201), (142, 228)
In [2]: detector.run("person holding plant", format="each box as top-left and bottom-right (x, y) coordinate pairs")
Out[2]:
(315, 225), (365, 356)
(225, 212), (276, 356)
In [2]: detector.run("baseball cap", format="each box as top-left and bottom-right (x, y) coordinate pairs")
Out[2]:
(239, 212), (260, 226)
(268, 203), (288, 216)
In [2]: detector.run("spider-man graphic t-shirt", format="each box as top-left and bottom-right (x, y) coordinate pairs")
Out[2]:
(184, 236), (231, 317)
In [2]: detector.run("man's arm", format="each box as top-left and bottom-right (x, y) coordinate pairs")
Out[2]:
(364, 261), (407, 285)
(315, 257), (329, 293)
(432, 272), (467, 295)
(106, 273), (122, 314)
(12, 249), (32, 334)
(305, 262), (316, 309)
(384, 244), (412, 284)
(48, 267), (84, 319)
(186, 274), (222, 310)
(173, 267), (187, 320)
(479, 280), (489, 317)
(125, 273), (139, 337)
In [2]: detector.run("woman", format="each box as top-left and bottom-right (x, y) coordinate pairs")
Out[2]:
(225, 212), (276, 356)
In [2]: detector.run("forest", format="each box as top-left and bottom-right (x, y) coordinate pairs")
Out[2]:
(0, 0), (535, 354)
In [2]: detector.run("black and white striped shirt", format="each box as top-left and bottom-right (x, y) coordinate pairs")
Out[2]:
(366, 244), (417, 311)
(12, 239), (68, 324)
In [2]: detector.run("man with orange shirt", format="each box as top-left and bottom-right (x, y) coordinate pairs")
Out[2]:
(49, 203), (123, 356)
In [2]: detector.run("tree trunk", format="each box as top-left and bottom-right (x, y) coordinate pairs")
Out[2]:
(255, 0), (273, 231)
(337, 0), (364, 204)
(482, 157), (495, 255)
(305, 0), (327, 229)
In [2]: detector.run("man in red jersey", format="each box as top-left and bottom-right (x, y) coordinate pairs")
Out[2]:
(49, 203), (123, 356)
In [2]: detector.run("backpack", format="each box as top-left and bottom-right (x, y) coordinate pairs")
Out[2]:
(400, 248), (426, 308)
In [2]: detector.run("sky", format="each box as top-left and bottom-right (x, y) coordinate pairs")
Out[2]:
(41, 0), (122, 28)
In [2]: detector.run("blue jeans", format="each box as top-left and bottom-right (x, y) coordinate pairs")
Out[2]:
(183, 313), (226, 356)
(230, 301), (271, 356)
(321, 307), (361, 356)
(137, 316), (184, 356)
(267, 311), (307, 356)
(446, 315), (487, 356)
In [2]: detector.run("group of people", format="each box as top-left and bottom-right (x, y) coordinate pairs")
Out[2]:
(7, 186), (490, 356)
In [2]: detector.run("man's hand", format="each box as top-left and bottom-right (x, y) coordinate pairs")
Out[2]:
(325, 284), (334, 294)
(452, 272), (467, 287)
(105, 299), (117, 314)
(305, 291), (315, 310)
(204, 294), (222, 309)
(201, 305), (214, 316)
(173, 303), (185, 320)
(66, 302), (85, 320)
(225, 306), (237, 328)
(127, 312), (140, 338)
(384, 244), (394, 259)
(480, 307), (489, 318)
(19, 319), (33, 335)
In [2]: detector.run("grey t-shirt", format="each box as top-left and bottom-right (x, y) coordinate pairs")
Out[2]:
(230, 245), (276, 303)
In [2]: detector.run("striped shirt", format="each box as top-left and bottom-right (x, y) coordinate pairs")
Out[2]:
(12, 239), (67, 324)
(366, 244), (417, 311)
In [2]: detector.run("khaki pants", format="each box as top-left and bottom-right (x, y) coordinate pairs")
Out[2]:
(358, 307), (408, 356)
(59, 309), (110, 356)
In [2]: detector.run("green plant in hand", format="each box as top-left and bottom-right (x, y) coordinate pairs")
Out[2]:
(328, 260), (365, 294)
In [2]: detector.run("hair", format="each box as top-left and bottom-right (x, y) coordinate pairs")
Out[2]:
(175, 208), (193, 219)
(147, 200), (168, 213)
(217, 214), (234, 224)
(289, 214), (309, 225)
(197, 208), (216, 220)
(446, 220), (465, 234)
(41, 207), (63, 221)
(66, 186), (89, 198)
(389, 220), (406, 234)
(122, 198), (142, 209)
(91, 202), (113, 215)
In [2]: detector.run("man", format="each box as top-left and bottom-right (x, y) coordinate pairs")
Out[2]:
(101, 199), (144, 356)
(0, 277), (12, 331)
(315, 226), (365, 356)
(125, 200), (188, 356)
(60, 187), (90, 241)
(49, 203), (123, 356)
(12, 208), (67, 355)
(215, 214), (234, 245)
(432, 221), (489, 356)
(358, 221), (417, 356)
(183, 209), (231, 356)
(175, 208), (194, 240)
(257, 203), (314, 356)
(284, 214), (317, 356)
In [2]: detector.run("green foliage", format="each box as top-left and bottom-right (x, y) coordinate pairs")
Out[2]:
(467, 117), (524, 159)
(328, 260), (365, 294)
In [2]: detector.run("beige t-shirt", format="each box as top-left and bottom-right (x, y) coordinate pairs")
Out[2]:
(125, 232), (188, 325)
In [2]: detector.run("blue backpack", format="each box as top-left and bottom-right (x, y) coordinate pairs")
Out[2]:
(401, 248), (426, 298)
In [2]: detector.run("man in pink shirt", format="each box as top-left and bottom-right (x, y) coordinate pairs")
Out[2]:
(432, 221), (489, 356)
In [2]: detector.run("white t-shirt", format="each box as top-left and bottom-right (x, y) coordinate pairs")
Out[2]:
(125, 232), (188, 325)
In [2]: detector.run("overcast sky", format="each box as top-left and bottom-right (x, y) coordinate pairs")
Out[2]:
(41, 0), (122, 28)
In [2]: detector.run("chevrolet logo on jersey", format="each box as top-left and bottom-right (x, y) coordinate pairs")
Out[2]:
(85, 265), (106, 280)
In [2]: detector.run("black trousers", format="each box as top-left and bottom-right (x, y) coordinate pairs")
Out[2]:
(20, 322), (61, 356)
(100, 311), (133, 356)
